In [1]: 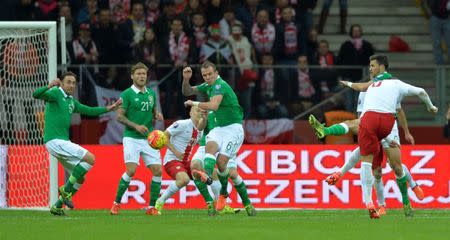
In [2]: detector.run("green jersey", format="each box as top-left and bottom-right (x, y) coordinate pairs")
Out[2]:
(33, 86), (107, 143)
(197, 77), (243, 127)
(120, 85), (157, 139)
(199, 111), (217, 146)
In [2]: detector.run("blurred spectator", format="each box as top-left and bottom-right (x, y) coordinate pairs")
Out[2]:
(228, 23), (257, 118)
(219, 6), (242, 40)
(35, 0), (59, 20)
(183, 0), (205, 29)
(58, 4), (75, 43)
(274, 6), (301, 84)
(317, 0), (347, 34)
(337, 24), (374, 82)
(77, 0), (99, 25)
(68, 23), (99, 65)
(200, 23), (234, 65)
(257, 54), (284, 104)
(155, 0), (186, 38)
(444, 104), (450, 139)
(305, 27), (319, 63)
(294, 0), (317, 35)
(206, 0), (225, 25)
(116, 2), (146, 63)
(252, 9), (276, 58)
(190, 12), (208, 61)
(422, 0), (450, 64)
(133, 28), (159, 67)
(289, 55), (320, 116)
(311, 40), (338, 96)
(92, 8), (119, 64)
(256, 96), (289, 119)
(14, 0), (39, 21)
(109, 0), (130, 24)
(273, 0), (289, 24)
(145, 0), (161, 27)
(235, 0), (267, 38)
(97, 66), (118, 89)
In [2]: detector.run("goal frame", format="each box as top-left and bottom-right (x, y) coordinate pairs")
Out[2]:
(0, 21), (58, 208)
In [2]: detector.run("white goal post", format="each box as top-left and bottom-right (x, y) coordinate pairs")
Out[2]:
(0, 21), (57, 208)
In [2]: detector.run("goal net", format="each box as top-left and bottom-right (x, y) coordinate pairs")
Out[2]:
(0, 22), (57, 208)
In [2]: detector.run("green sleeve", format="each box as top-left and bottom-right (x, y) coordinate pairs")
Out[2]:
(32, 86), (57, 101)
(74, 100), (108, 116)
(210, 82), (224, 97)
(196, 83), (208, 93)
(120, 92), (129, 111)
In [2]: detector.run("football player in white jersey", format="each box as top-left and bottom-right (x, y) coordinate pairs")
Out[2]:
(339, 54), (437, 218)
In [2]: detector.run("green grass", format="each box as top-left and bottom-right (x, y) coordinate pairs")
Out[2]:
(1, 209), (450, 240)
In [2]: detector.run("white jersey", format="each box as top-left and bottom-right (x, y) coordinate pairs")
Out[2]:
(362, 79), (421, 114)
(356, 92), (366, 113)
(163, 119), (203, 165)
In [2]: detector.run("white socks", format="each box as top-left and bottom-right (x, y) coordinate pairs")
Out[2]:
(402, 164), (416, 188)
(360, 162), (374, 205)
(340, 147), (361, 175)
(210, 180), (221, 200)
(374, 178), (385, 206)
(158, 182), (180, 203)
(339, 123), (350, 134)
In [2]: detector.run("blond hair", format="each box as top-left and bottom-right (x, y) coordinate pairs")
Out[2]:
(131, 62), (148, 74)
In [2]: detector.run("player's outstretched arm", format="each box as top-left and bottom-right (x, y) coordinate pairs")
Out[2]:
(184, 95), (222, 111)
(181, 67), (199, 96)
(340, 80), (373, 92)
(73, 100), (111, 116)
(397, 108), (415, 144)
(32, 78), (61, 101)
(401, 82), (438, 113)
(116, 108), (148, 135)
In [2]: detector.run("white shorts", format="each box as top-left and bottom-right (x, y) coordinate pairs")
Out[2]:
(206, 123), (244, 159)
(123, 137), (161, 166)
(45, 139), (88, 174)
(381, 121), (400, 149)
(191, 145), (237, 169)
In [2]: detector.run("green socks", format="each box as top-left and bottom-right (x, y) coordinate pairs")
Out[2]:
(218, 171), (229, 196)
(324, 123), (348, 136)
(114, 173), (131, 203)
(396, 175), (410, 205)
(234, 178), (251, 206)
(194, 179), (213, 203)
(203, 153), (216, 176)
(64, 162), (91, 192)
(149, 177), (162, 207)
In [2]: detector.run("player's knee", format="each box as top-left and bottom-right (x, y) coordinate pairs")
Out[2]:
(190, 160), (202, 170)
(83, 152), (95, 166)
(126, 168), (136, 177)
(151, 167), (162, 177)
(177, 173), (190, 187)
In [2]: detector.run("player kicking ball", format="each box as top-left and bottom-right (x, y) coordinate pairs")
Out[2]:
(33, 72), (122, 216)
(155, 106), (219, 216)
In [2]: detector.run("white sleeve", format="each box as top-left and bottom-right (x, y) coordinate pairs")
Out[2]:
(396, 100), (402, 109)
(397, 80), (434, 109)
(166, 120), (184, 136)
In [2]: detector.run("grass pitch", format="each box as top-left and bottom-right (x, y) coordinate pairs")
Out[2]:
(1, 209), (449, 240)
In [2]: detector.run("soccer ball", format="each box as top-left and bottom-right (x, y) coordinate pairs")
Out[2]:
(147, 130), (168, 150)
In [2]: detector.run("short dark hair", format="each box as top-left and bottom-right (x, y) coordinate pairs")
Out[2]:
(349, 24), (362, 38)
(201, 61), (217, 71)
(61, 71), (77, 81)
(369, 54), (389, 69)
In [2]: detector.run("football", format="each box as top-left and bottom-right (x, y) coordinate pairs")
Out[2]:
(147, 130), (168, 150)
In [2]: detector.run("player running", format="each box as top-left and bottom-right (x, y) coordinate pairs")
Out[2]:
(111, 62), (164, 215)
(33, 72), (122, 216)
(181, 61), (256, 216)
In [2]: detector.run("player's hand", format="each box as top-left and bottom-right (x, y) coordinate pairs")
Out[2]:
(405, 132), (415, 145)
(428, 106), (438, 114)
(134, 125), (149, 135)
(154, 112), (164, 121)
(182, 67), (193, 81)
(48, 78), (61, 88)
(339, 80), (351, 88)
(184, 100), (194, 107)
(106, 99), (123, 111)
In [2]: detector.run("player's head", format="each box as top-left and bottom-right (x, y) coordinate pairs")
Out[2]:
(200, 61), (218, 85)
(189, 105), (202, 120)
(369, 54), (389, 76)
(60, 71), (77, 95)
(131, 62), (148, 87)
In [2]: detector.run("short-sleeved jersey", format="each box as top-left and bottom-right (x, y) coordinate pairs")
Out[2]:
(199, 111), (217, 146)
(363, 79), (420, 114)
(33, 86), (107, 143)
(196, 76), (243, 127)
(163, 119), (203, 165)
(120, 85), (157, 139)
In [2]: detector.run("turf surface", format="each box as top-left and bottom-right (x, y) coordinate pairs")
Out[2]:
(1, 209), (449, 240)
